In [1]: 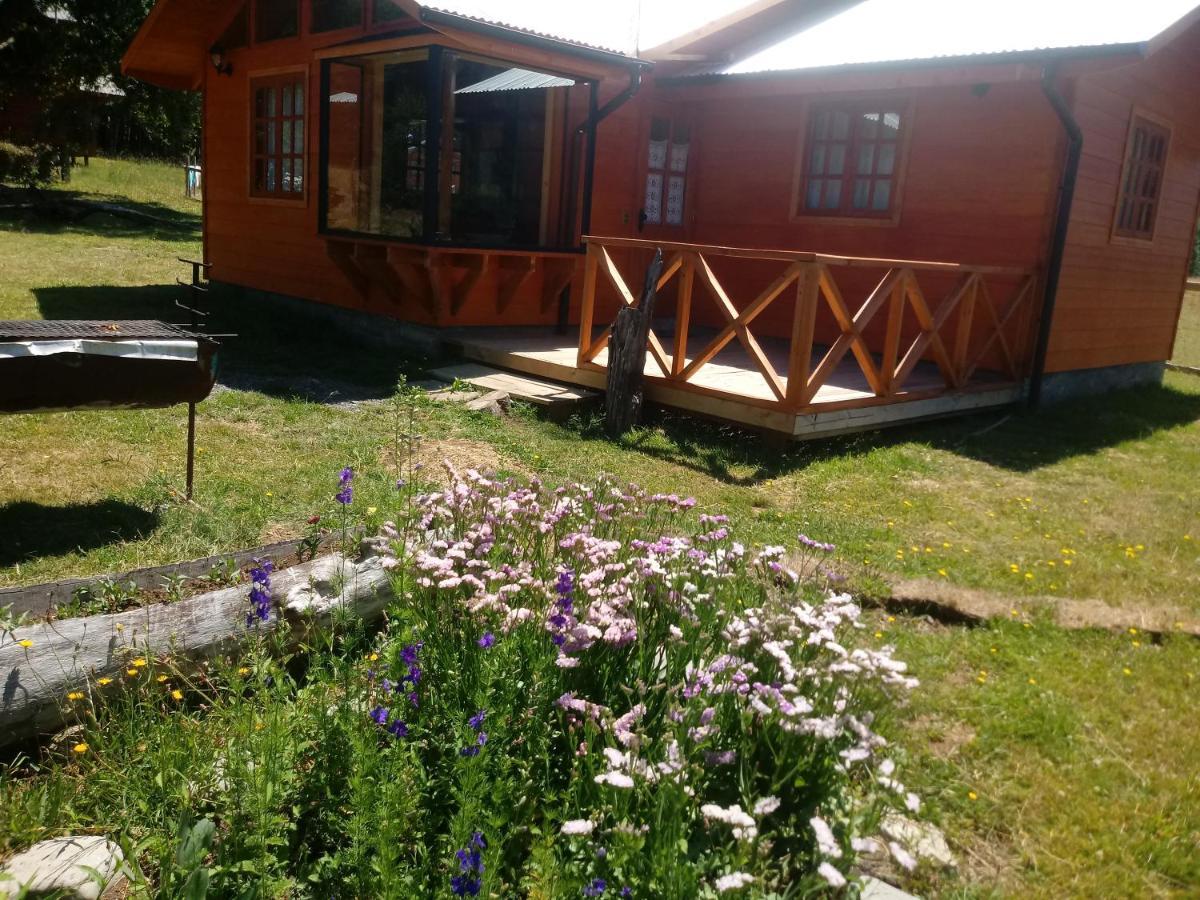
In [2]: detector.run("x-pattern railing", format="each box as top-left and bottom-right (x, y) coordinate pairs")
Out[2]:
(578, 236), (1038, 411)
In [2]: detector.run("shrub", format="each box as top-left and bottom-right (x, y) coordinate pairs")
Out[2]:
(6, 467), (922, 897)
(0, 141), (55, 189)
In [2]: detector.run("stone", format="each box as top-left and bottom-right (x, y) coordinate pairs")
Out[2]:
(880, 813), (958, 870)
(0, 835), (125, 899)
(860, 875), (922, 900)
(427, 389), (481, 404)
(464, 390), (510, 415)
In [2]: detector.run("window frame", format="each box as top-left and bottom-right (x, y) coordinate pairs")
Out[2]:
(247, 67), (310, 206)
(790, 96), (913, 227)
(1111, 108), (1172, 245)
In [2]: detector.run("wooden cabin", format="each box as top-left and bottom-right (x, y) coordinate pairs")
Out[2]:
(122, 0), (1200, 437)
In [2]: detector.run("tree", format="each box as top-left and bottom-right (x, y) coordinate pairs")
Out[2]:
(0, 0), (199, 161)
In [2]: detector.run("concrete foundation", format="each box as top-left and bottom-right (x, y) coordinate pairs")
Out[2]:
(1039, 361), (1166, 405)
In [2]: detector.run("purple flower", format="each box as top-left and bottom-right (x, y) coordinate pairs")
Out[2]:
(451, 833), (485, 894)
(460, 745), (480, 758)
(477, 632), (495, 648)
(401, 643), (422, 666)
(621, 888), (632, 897)
(468, 709), (487, 731)
(370, 706), (389, 725)
(245, 559), (273, 626)
(584, 878), (607, 896)
(387, 719), (409, 738)
(335, 467), (354, 505)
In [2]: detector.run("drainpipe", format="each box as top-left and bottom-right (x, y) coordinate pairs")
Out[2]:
(578, 67), (644, 240)
(1028, 63), (1083, 409)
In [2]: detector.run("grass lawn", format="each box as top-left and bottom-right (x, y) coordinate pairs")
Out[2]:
(1172, 288), (1200, 368)
(2, 158), (1199, 897)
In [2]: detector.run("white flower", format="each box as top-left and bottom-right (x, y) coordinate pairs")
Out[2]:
(753, 796), (780, 816)
(701, 803), (758, 841)
(817, 861), (847, 888)
(594, 771), (635, 789)
(560, 819), (594, 836)
(810, 816), (842, 858)
(714, 872), (754, 892)
(888, 841), (918, 871)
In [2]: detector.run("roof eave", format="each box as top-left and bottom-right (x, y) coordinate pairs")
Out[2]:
(660, 41), (1148, 86)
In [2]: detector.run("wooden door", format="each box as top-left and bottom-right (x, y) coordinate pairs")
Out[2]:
(636, 104), (694, 240)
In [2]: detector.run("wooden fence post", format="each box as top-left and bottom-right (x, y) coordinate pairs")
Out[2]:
(604, 248), (664, 436)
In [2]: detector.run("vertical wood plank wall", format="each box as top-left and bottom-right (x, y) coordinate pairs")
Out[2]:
(1047, 22), (1200, 373)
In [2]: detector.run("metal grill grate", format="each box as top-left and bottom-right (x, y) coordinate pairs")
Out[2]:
(0, 320), (197, 342)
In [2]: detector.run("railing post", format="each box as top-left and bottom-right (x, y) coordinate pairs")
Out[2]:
(671, 253), (695, 377)
(786, 263), (819, 407)
(880, 270), (906, 395)
(577, 241), (599, 367)
(953, 275), (979, 385)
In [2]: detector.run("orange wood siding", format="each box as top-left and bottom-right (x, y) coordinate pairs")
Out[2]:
(1047, 21), (1200, 373)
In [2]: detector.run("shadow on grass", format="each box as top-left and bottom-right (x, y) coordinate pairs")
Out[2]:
(0, 186), (199, 240)
(32, 283), (424, 405)
(0, 500), (160, 567)
(554, 379), (1200, 485)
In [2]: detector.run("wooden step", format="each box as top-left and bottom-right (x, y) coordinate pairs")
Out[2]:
(427, 363), (598, 406)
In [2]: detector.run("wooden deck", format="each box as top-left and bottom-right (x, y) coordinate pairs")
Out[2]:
(446, 325), (1021, 437)
(440, 235), (1038, 438)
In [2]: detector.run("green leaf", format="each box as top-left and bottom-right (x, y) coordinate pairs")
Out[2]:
(180, 867), (210, 900)
(176, 818), (216, 870)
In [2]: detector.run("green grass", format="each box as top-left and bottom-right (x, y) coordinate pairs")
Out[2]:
(2, 158), (1200, 897)
(1171, 288), (1200, 368)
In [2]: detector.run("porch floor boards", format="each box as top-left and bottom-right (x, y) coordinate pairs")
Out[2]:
(443, 325), (1018, 437)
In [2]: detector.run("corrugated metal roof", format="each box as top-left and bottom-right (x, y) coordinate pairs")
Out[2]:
(456, 67), (576, 93)
(419, 1), (769, 57)
(701, 0), (1200, 75)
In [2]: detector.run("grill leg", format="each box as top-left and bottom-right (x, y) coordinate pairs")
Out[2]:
(186, 401), (196, 501)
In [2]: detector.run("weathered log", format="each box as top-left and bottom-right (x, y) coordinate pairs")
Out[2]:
(0, 551), (395, 746)
(604, 248), (664, 437)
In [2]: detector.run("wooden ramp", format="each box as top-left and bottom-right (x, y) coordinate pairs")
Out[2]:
(428, 362), (598, 407)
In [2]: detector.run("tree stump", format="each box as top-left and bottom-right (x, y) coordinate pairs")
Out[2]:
(605, 248), (664, 437)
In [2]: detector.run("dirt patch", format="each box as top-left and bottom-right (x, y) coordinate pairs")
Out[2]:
(379, 438), (527, 480)
(889, 578), (1199, 637)
(910, 715), (978, 760)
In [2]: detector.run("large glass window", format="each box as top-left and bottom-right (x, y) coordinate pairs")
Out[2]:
(325, 50), (429, 237)
(255, 0), (299, 42)
(321, 48), (577, 247)
(311, 0), (362, 32)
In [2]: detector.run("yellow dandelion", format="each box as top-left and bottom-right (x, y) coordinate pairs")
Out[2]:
(72, 743), (89, 754)
(367, 506), (378, 516)
(874, 631), (883, 639)
(368, 653), (379, 662)
(156, 675), (169, 683)
(976, 675), (987, 684)
(18, 639), (33, 648)
(254, 721), (264, 731)
(1135, 544), (1144, 551)
(987, 511), (997, 518)
(1024, 572), (1033, 580)
(886, 521), (895, 528)
(1023, 622), (1032, 629)
(1063, 559), (1073, 567)
(133, 658), (147, 668)
(97, 677), (112, 686)
(887, 616), (896, 623)
(990, 646), (998, 654)
(126, 668), (138, 677)
(942, 541), (951, 549)
(902, 500), (913, 507)
(1128, 627), (1138, 635)
(1028, 677), (1037, 685)
(67, 691), (84, 701)
(1010, 608), (1018, 616)
(1131, 640), (1141, 648)
(1122, 667), (1132, 676)
(171, 689), (183, 701)
(238, 666), (250, 675)
(967, 791), (978, 801)
(1185, 534), (1192, 541)
(1009, 563), (1019, 572)
(938, 568), (948, 577)
(1047, 560), (1056, 567)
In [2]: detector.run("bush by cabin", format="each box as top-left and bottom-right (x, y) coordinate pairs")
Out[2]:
(122, 0), (1200, 437)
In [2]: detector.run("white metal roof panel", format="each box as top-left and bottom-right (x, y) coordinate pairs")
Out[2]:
(714, 0), (1200, 75)
(456, 67), (576, 92)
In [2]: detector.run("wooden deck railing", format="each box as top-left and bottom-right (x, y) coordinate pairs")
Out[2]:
(578, 236), (1038, 410)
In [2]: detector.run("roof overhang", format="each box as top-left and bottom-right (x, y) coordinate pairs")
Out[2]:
(121, 0), (242, 90)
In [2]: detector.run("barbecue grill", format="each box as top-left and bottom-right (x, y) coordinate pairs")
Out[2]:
(0, 259), (222, 499)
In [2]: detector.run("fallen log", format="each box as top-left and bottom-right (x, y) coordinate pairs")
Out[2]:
(0, 550), (395, 746)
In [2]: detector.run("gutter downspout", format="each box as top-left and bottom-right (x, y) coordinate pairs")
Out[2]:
(578, 67), (644, 239)
(1029, 63), (1083, 409)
